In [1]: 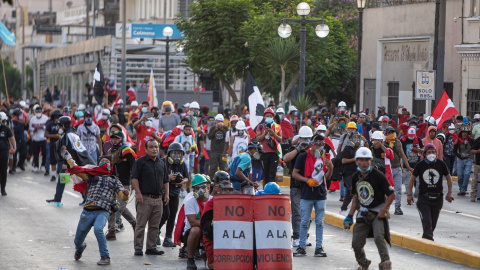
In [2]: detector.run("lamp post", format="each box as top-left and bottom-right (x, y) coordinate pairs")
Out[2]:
(356, 0), (365, 111)
(163, 27), (173, 101)
(278, 2), (329, 95)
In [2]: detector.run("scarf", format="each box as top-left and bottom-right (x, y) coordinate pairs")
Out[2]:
(456, 136), (470, 145)
(67, 163), (113, 176)
(385, 134), (396, 149)
(304, 148), (317, 178)
(174, 198), (206, 246)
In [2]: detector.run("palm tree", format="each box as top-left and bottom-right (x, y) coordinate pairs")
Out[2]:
(291, 94), (316, 125)
(263, 38), (299, 106)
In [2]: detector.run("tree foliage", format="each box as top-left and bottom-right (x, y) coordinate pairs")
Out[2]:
(0, 59), (21, 99)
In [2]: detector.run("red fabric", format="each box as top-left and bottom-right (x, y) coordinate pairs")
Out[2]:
(397, 113), (409, 125)
(162, 127), (182, 147)
(73, 181), (88, 195)
(389, 120), (397, 129)
(96, 119), (109, 129)
(136, 125), (157, 157)
(174, 199), (206, 246)
(384, 148), (395, 186)
(401, 134), (419, 146)
(304, 149), (317, 178)
(246, 120), (256, 140)
(329, 181), (340, 190)
(431, 91), (460, 129)
(324, 137), (335, 152)
(67, 163), (113, 176)
(280, 120), (294, 141)
(74, 119), (84, 128)
(127, 88), (136, 101)
(399, 122), (427, 138)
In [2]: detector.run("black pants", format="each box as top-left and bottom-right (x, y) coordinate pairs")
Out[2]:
(13, 139), (27, 170)
(416, 195), (443, 240)
(340, 174), (354, 211)
(261, 152), (279, 184)
(32, 140), (47, 168)
(0, 157), (9, 192)
(159, 195), (180, 239)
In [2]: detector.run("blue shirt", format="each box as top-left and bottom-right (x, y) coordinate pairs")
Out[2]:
(228, 152), (252, 182)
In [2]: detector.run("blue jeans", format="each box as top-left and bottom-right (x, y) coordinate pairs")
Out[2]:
(457, 158), (473, 192)
(90, 151), (98, 164)
(53, 161), (66, 202)
(188, 155), (194, 173)
(340, 178), (346, 197)
(299, 199), (326, 248)
(74, 209), (110, 258)
(45, 142), (50, 173)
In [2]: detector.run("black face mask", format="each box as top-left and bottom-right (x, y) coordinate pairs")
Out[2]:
(153, 112), (159, 118)
(111, 140), (123, 151)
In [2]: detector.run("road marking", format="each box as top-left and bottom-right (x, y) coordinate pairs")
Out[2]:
(442, 209), (480, 219)
(20, 179), (38, 184)
(65, 191), (81, 198)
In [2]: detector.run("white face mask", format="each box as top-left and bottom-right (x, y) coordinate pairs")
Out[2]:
(426, 154), (436, 162)
(449, 130), (454, 134)
(145, 121), (153, 128)
(58, 129), (64, 135)
(102, 115), (109, 121)
(36, 113), (42, 118)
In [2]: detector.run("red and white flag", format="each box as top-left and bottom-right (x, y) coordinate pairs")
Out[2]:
(431, 91), (459, 129)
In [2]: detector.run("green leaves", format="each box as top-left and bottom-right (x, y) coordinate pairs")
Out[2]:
(0, 59), (21, 99)
(291, 93), (316, 113)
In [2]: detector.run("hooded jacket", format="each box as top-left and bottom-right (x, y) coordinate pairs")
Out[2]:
(421, 126), (443, 160)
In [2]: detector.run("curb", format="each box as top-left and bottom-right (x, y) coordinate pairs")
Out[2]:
(324, 211), (480, 268)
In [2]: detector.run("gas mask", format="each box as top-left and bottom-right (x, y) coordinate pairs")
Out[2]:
(194, 186), (209, 199)
(168, 153), (184, 165)
(314, 148), (325, 159)
(237, 130), (244, 136)
(352, 138), (362, 148)
(193, 110), (199, 117)
(164, 106), (172, 113)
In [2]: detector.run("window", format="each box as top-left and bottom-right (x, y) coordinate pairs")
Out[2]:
(444, 82), (453, 99)
(467, 89), (480, 117)
(387, 81), (399, 116)
(472, 0), (479, 17)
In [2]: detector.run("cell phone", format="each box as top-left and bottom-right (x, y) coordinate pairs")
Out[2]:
(365, 108), (369, 114)
(146, 112), (153, 118)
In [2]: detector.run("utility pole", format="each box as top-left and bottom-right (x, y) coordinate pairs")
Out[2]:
(92, 0), (96, 38)
(49, 0), (53, 42)
(86, 0), (90, 39)
(433, 0), (446, 108)
(121, 0), (127, 103)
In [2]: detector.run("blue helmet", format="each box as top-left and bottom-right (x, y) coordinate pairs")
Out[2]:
(255, 190), (264, 196)
(263, 182), (281, 195)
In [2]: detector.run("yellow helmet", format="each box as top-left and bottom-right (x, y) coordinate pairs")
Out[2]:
(162, 100), (172, 107)
(347, 122), (357, 129)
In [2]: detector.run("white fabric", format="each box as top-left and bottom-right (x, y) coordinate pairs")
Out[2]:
(231, 134), (249, 159)
(29, 114), (48, 142)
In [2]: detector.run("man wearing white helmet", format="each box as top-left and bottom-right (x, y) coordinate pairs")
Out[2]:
(185, 101), (200, 130)
(343, 147), (394, 270)
(207, 114), (228, 179)
(336, 101), (348, 118)
(128, 101), (139, 124)
(287, 106), (299, 133)
(284, 126), (313, 247)
(315, 124), (336, 158)
(228, 120), (249, 160)
(370, 131), (394, 187)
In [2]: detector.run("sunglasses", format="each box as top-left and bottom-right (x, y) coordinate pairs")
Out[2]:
(312, 141), (325, 146)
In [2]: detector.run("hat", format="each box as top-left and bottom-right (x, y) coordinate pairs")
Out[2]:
(347, 122), (357, 129)
(410, 114), (417, 119)
(402, 107), (407, 111)
(183, 103), (190, 108)
(424, 143), (436, 153)
(130, 101), (139, 107)
(84, 110), (92, 116)
(321, 107), (328, 113)
(378, 105), (386, 110)
(102, 109), (111, 115)
(407, 127), (416, 135)
(215, 114), (224, 121)
(276, 108), (285, 114)
(110, 130), (124, 139)
(381, 116), (389, 122)
(263, 108), (275, 117)
(131, 112), (139, 119)
(338, 116), (349, 123)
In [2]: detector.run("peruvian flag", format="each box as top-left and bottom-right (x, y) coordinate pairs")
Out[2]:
(431, 91), (459, 129)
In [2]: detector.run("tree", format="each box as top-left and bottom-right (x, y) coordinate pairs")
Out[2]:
(262, 38), (299, 105)
(0, 58), (21, 99)
(175, 0), (256, 102)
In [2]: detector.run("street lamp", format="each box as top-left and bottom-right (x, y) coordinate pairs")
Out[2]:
(163, 26), (173, 93)
(278, 2), (329, 95)
(356, 0), (365, 111)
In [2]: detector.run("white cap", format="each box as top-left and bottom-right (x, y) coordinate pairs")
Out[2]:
(316, 124), (327, 132)
(117, 99), (124, 105)
(215, 114), (224, 122)
(276, 108), (285, 114)
(425, 116), (436, 125)
(236, 121), (246, 130)
(298, 126), (313, 138)
(475, 114), (480, 120)
(355, 147), (373, 159)
(0, 112), (7, 121)
(19, 100), (27, 108)
(183, 103), (190, 108)
(338, 101), (347, 107)
(102, 109), (111, 115)
(371, 131), (385, 141)
(407, 127), (416, 135)
(190, 101), (200, 109)
(448, 123), (456, 130)
(131, 101), (139, 107)
(288, 106), (297, 113)
(78, 104), (86, 111)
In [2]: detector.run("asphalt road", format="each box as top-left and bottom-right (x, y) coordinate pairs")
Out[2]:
(0, 167), (477, 270)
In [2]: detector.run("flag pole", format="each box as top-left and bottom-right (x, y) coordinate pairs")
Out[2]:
(0, 52), (10, 104)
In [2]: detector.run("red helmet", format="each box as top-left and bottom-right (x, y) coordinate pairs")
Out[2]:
(263, 108), (275, 117)
(230, 115), (239, 122)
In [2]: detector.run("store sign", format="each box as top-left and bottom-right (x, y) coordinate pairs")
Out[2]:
(415, 70), (435, 100)
(115, 23), (183, 39)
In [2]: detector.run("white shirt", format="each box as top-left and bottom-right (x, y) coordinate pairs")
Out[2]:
(29, 114), (48, 142)
(183, 196), (206, 234)
(174, 133), (195, 156)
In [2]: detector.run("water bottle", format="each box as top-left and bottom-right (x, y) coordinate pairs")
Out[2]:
(276, 165), (284, 182)
(50, 202), (63, 207)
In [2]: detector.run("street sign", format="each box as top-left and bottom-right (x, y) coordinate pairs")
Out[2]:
(115, 23), (183, 39)
(415, 70), (435, 100)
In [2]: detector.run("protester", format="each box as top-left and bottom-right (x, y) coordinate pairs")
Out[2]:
(255, 108), (282, 185)
(10, 108), (27, 175)
(207, 114), (228, 180)
(401, 127), (424, 197)
(227, 142), (261, 190)
(30, 105), (48, 173)
(77, 110), (102, 164)
(454, 126), (474, 196)
(0, 112), (15, 195)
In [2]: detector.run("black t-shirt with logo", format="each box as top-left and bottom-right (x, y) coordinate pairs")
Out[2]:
(412, 159), (449, 195)
(0, 125), (13, 159)
(352, 168), (394, 209)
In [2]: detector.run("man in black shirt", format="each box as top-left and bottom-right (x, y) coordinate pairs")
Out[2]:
(0, 116), (16, 196)
(131, 139), (170, 256)
(344, 147), (394, 270)
(407, 143), (453, 241)
(339, 132), (362, 215)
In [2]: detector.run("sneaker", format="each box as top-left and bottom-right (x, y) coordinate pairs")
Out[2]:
(41, 167), (46, 172)
(8, 169), (15, 175)
(46, 199), (60, 203)
(78, 200), (86, 206)
(339, 210), (348, 217)
(306, 239), (312, 246)
(187, 258), (197, 270)
(293, 247), (306, 257)
(134, 249), (143, 256)
(457, 191), (466, 196)
(179, 246), (187, 258)
(471, 196), (477, 202)
(32, 167), (39, 173)
(314, 246), (327, 257)
(179, 190), (186, 198)
(357, 259), (372, 270)
(292, 239), (300, 247)
(339, 196), (345, 202)
(97, 256), (110, 265)
(145, 248), (165, 255)
(115, 223), (125, 232)
(1, 191), (6, 196)
(74, 243), (87, 260)
(163, 237), (176, 247)
(394, 207), (403, 215)
(329, 190), (336, 193)
(44, 171), (49, 176)
(50, 176), (56, 182)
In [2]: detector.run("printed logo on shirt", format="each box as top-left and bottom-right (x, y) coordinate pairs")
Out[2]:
(356, 180), (374, 206)
(215, 131), (224, 140)
(0, 131), (5, 138)
(237, 141), (248, 153)
(422, 168), (440, 187)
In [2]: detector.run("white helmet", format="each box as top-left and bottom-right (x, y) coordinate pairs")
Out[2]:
(425, 116), (436, 125)
(183, 103), (190, 108)
(0, 112), (7, 121)
(316, 124), (327, 132)
(288, 106), (297, 113)
(371, 131), (385, 141)
(131, 101), (139, 107)
(338, 101), (347, 107)
(19, 100), (27, 108)
(448, 123), (456, 130)
(475, 114), (480, 120)
(355, 147), (373, 160)
(78, 104), (86, 111)
(33, 104), (40, 111)
(276, 108), (285, 114)
(102, 108), (111, 115)
(298, 126), (313, 138)
(190, 101), (200, 109)
(215, 114), (224, 122)
(236, 121), (246, 130)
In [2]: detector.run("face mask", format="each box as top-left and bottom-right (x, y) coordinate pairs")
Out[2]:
(449, 130), (454, 134)
(357, 166), (371, 173)
(102, 115), (108, 121)
(237, 130), (244, 136)
(193, 110), (199, 116)
(141, 107), (148, 113)
(9, 109), (13, 114)
(85, 118), (92, 125)
(294, 112), (298, 116)
(408, 136), (415, 140)
(426, 154), (437, 163)
(153, 112), (159, 118)
(279, 115), (283, 120)
(36, 113), (42, 118)
(145, 121), (153, 128)
(385, 134), (396, 141)
(194, 188), (209, 199)
(314, 148), (324, 159)
(320, 133), (326, 137)
(208, 121), (215, 127)
(338, 123), (346, 129)
(339, 107), (346, 112)
(58, 128), (64, 135)
(265, 117), (274, 124)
